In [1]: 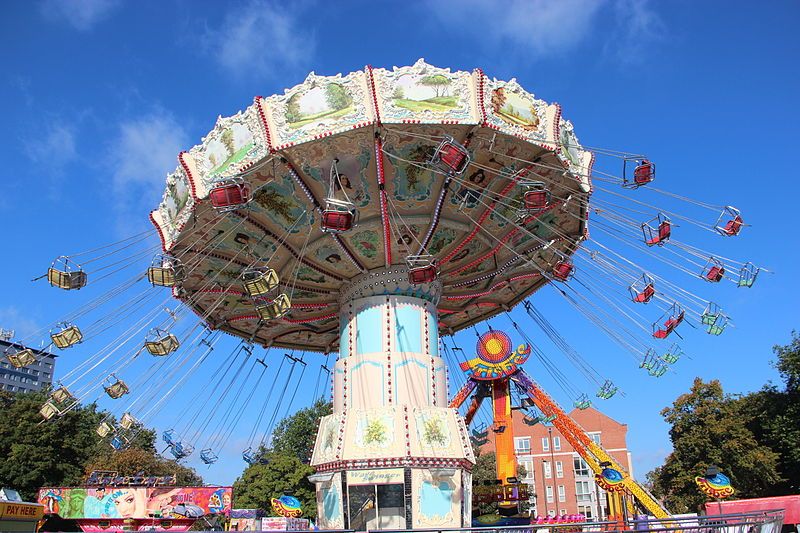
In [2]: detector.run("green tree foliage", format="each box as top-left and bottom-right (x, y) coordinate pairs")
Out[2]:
(470, 448), (528, 516)
(324, 83), (352, 111)
(0, 391), (201, 501)
(220, 129), (234, 157)
(85, 447), (202, 486)
(419, 75), (450, 97)
(647, 379), (781, 513)
(270, 399), (332, 464)
(233, 452), (316, 518)
(739, 331), (800, 494)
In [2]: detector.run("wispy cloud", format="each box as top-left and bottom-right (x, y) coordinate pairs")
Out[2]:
(429, 0), (606, 58)
(202, 0), (314, 80)
(0, 306), (42, 340)
(39, 0), (121, 31)
(107, 110), (188, 227)
(605, 0), (665, 65)
(22, 122), (78, 175)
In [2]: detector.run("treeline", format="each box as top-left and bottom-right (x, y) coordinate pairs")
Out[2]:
(647, 331), (800, 512)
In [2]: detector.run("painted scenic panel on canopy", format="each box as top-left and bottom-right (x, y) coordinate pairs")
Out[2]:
(373, 59), (478, 123)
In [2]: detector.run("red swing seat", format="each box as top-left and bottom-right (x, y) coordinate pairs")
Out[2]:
(321, 209), (354, 233)
(524, 189), (549, 210)
(431, 137), (470, 175)
(633, 283), (655, 303)
(552, 260), (574, 282)
(705, 265), (725, 282)
(645, 220), (671, 246)
(720, 215), (744, 236)
(653, 310), (685, 339)
(209, 178), (251, 209)
(633, 160), (654, 186)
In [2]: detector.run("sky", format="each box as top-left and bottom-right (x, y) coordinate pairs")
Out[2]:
(1, 0), (799, 488)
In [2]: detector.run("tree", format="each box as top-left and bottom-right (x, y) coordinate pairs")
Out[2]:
(324, 83), (352, 111)
(220, 129), (234, 157)
(647, 379), (781, 513)
(419, 75), (450, 98)
(0, 391), (202, 501)
(270, 399), (332, 464)
(233, 452), (316, 518)
(392, 86), (405, 100)
(84, 447), (202, 486)
(0, 391), (105, 500)
(470, 448), (528, 516)
(739, 331), (800, 494)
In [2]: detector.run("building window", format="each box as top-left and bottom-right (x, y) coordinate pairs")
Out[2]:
(542, 437), (550, 452)
(555, 461), (564, 478)
(520, 459), (534, 481)
(553, 436), (561, 451)
(514, 436), (531, 454)
(557, 485), (566, 502)
(546, 486), (554, 503)
(576, 480), (592, 502)
(587, 432), (601, 445)
(543, 461), (552, 479)
(574, 457), (591, 477)
(578, 504), (593, 519)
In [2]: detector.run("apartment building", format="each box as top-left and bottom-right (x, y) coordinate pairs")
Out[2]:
(485, 406), (634, 519)
(0, 339), (57, 394)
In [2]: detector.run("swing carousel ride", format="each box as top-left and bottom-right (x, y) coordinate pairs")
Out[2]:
(10, 60), (766, 529)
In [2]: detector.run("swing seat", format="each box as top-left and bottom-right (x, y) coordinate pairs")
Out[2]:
(596, 381), (618, 399)
(649, 365), (667, 377)
(574, 396), (592, 410)
(6, 348), (36, 369)
(633, 160), (654, 186)
(321, 198), (357, 233)
(52, 386), (74, 404)
(720, 215), (744, 236)
(147, 259), (186, 287)
(704, 265), (725, 282)
(738, 263), (759, 288)
(51, 324), (83, 349)
(431, 137), (470, 175)
(145, 331), (180, 356)
(243, 448), (257, 465)
(242, 268), (280, 297)
(170, 442), (193, 460)
(542, 414), (556, 423)
(632, 283), (655, 303)
(522, 182), (551, 212)
(200, 449), (218, 464)
(48, 267), (87, 290)
(522, 414), (542, 426)
(552, 260), (574, 282)
(105, 378), (129, 399)
(40, 401), (59, 420)
(407, 255), (438, 285)
(707, 322), (727, 336)
(96, 421), (114, 437)
(209, 178), (251, 209)
(644, 220), (671, 246)
(255, 293), (291, 320)
(162, 430), (176, 445)
(409, 264), (437, 284)
(110, 435), (127, 450)
(653, 309), (685, 339)
(120, 413), (137, 430)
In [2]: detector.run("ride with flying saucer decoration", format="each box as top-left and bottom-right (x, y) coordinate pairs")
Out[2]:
(20, 59), (769, 527)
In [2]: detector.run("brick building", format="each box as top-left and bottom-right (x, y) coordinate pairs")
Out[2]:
(0, 339), (57, 394)
(484, 406), (633, 519)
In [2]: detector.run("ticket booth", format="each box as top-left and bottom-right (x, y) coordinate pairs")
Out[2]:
(346, 470), (406, 530)
(0, 489), (45, 533)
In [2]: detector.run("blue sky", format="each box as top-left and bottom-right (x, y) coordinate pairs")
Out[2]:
(1, 0), (799, 487)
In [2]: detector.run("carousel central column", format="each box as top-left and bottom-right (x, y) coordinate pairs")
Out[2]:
(310, 267), (475, 530)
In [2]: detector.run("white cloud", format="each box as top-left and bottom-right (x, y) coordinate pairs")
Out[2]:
(0, 307), (42, 340)
(606, 0), (665, 64)
(107, 111), (189, 228)
(39, 0), (121, 31)
(23, 122), (78, 174)
(203, 0), (314, 79)
(429, 0), (606, 57)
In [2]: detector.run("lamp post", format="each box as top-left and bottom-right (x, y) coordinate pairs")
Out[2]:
(548, 426), (557, 516)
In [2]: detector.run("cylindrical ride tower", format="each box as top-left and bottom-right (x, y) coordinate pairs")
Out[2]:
(310, 267), (475, 530)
